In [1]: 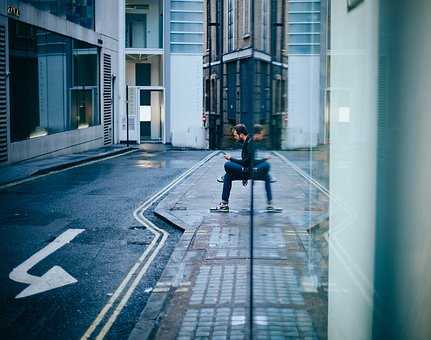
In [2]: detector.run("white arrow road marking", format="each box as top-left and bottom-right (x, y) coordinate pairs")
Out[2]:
(9, 228), (85, 299)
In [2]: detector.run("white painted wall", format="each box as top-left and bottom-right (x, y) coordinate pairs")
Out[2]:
(284, 55), (320, 149)
(96, 0), (120, 41)
(169, 55), (207, 148)
(328, 0), (379, 339)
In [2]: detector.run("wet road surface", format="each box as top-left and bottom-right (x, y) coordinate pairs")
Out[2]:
(0, 150), (210, 339)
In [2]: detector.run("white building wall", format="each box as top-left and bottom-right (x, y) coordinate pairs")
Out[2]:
(328, 0), (379, 339)
(284, 55), (320, 149)
(170, 55), (206, 148)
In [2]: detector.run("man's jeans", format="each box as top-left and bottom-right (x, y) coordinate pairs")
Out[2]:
(222, 161), (273, 203)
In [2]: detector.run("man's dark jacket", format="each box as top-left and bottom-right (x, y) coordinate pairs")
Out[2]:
(230, 136), (265, 172)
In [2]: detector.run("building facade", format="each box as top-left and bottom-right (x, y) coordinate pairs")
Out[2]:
(0, 0), (120, 164)
(118, 0), (207, 149)
(203, 0), (329, 149)
(203, 0), (288, 149)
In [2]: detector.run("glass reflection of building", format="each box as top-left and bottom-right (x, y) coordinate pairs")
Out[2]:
(9, 20), (99, 142)
(15, 0), (95, 29)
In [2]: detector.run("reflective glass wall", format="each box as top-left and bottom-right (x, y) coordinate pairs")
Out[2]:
(9, 20), (100, 142)
(9, 0), (95, 30)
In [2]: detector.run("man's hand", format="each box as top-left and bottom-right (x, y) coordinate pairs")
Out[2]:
(224, 154), (231, 161)
(265, 155), (272, 161)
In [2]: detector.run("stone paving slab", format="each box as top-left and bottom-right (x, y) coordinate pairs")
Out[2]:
(129, 152), (329, 340)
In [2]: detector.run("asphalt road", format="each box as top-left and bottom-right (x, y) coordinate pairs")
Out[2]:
(0, 149), (211, 340)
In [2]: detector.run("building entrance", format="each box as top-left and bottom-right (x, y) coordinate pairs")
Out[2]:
(127, 86), (164, 144)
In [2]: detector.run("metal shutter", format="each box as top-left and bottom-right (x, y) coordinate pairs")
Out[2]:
(103, 53), (112, 145)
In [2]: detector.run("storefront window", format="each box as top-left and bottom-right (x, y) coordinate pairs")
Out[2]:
(71, 40), (100, 129)
(9, 20), (100, 142)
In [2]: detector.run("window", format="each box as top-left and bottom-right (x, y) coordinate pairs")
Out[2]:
(9, 20), (100, 142)
(227, 0), (235, 52)
(170, 0), (204, 53)
(242, 0), (251, 36)
(15, 0), (95, 30)
(261, 0), (270, 51)
(126, 8), (148, 48)
(288, 0), (321, 55)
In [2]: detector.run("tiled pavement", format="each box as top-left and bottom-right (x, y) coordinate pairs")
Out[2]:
(129, 152), (329, 340)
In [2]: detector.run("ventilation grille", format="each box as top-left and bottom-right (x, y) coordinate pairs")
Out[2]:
(103, 54), (112, 145)
(0, 25), (7, 163)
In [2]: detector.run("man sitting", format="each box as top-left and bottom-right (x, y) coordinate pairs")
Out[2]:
(214, 124), (273, 212)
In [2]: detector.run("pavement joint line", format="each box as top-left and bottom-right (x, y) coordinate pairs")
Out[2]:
(0, 149), (138, 191)
(81, 151), (219, 340)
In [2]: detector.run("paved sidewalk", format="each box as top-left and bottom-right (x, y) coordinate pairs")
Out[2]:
(129, 152), (329, 340)
(0, 145), (136, 187)
(279, 145), (329, 191)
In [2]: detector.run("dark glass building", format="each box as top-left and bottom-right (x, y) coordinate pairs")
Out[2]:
(203, 0), (288, 149)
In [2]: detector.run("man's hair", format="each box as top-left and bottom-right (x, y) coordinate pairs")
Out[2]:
(233, 124), (248, 136)
(253, 124), (264, 135)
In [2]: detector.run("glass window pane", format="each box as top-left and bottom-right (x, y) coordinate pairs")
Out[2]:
(126, 13), (148, 48)
(171, 11), (202, 22)
(289, 12), (320, 22)
(171, 44), (202, 53)
(13, 0), (95, 29)
(9, 20), (100, 142)
(171, 1), (202, 11)
(290, 33), (320, 44)
(289, 23), (320, 33)
(170, 32), (203, 43)
(171, 22), (203, 32)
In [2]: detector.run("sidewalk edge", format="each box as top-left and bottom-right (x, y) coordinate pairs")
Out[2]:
(128, 153), (219, 340)
(0, 147), (137, 189)
(33, 147), (137, 176)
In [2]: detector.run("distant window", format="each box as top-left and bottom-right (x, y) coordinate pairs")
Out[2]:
(242, 0), (251, 36)
(227, 0), (235, 52)
(288, 0), (321, 55)
(170, 0), (204, 53)
(261, 0), (270, 51)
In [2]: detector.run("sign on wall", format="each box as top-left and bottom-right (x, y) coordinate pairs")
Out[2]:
(7, 6), (20, 17)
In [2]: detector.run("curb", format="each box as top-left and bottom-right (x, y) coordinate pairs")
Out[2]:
(0, 147), (137, 189)
(128, 154), (219, 340)
(154, 208), (189, 231)
(128, 212), (198, 340)
(33, 147), (137, 176)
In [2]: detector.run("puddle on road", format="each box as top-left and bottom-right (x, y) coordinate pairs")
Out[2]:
(136, 160), (166, 168)
(135, 159), (201, 169)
